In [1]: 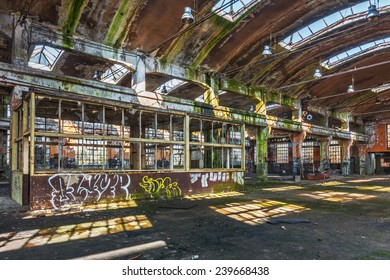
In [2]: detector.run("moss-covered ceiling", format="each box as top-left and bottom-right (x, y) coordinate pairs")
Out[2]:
(2, 0), (390, 121)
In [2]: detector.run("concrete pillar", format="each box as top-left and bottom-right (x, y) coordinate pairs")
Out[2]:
(256, 126), (270, 181)
(319, 136), (331, 172)
(292, 108), (302, 122)
(324, 110), (329, 128)
(292, 99), (302, 122)
(366, 153), (376, 175)
(12, 16), (29, 66)
(341, 139), (353, 176)
(356, 144), (367, 175)
(204, 74), (219, 106)
(290, 131), (306, 180)
(341, 118), (350, 131)
(132, 55), (146, 93)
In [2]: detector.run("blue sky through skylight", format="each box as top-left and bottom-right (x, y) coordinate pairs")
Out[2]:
(322, 36), (390, 68)
(280, 0), (390, 50)
(100, 64), (129, 84)
(28, 45), (63, 71)
(212, 0), (261, 21)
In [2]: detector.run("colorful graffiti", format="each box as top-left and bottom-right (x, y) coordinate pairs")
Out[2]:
(48, 173), (131, 209)
(139, 176), (182, 198)
(42, 171), (242, 210)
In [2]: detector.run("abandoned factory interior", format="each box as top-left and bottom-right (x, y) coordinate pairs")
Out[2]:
(0, 0), (390, 212)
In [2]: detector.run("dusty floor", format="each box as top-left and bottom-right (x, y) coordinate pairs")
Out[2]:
(1, 175), (390, 260)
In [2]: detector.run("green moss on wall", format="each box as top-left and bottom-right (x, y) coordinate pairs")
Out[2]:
(104, 0), (142, 48)
(62, 0), (87, 48)
(191, 6), (256, 69)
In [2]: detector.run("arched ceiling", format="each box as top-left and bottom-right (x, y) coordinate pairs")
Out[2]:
(1, 0), (390, 122)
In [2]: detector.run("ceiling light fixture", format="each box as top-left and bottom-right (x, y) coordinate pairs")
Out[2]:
(366, 1), (380, 22)
(262, 45), (272, 57)
(93, 70), (101, 81)
(347, 84), (355, 93)
(262, 31), (274, 57)
(347, 74), (355, 93)
(313, 68), (322, 79)
(161, 84), (168, 93)
(182, 7), (195, 24)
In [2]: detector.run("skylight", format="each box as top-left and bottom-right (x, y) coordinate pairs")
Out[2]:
(28, 45), (63, 71)
(280, 0), (390, 50)
(100, 64), (129, 84)
(212, 0), (261, 21)
(266, 103), (281, 110)
(156, 79), (188, 94)
(322, 36), (390, 69)
(372, 82), (390, 93)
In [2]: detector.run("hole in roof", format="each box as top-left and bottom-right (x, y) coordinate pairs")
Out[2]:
(212, 0), (261, 21)
(28, 45), (63, 71)
(280, 0), (390, 50)
(156, 79), (188, 94)
(100, 64), (129, 84)
(322, 36), (390, 69)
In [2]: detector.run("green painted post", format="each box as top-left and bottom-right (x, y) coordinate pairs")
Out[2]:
(256, 126), (270, 181)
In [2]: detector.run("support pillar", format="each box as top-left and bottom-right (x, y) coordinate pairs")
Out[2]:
(11, 15), (29, 67)
(290, 131), (306, 181)
(341, 139), (353, 176)
(204, 74), (219, 106)
(341, 118), (350, 131)
(132, 54), (146, 93)
(356, 144), (367, 175)
(292, 99), (302, 122)
(319, 136), (331, 172)
(324, 110), (329, 128)
(367, 153), (376, 175)
(256, 126), (270, 181)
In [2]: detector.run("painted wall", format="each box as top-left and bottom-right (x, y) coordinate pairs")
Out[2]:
(30, 171), (244, 210)
(367, 124), (389, 152)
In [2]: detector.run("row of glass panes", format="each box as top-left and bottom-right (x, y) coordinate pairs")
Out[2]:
(280, 0), (390, 50)
(275, 141), (341, 164)
(34, 96), (242, 145)
(33, 137), (242, 171)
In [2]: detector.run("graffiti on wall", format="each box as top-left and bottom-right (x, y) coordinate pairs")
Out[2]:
(44, 172), (240, 209)
(48, 173), (131, 209)
(190, 172), (229, 188)
(232, 172), (244, 185)
(139, 176), (182, 198)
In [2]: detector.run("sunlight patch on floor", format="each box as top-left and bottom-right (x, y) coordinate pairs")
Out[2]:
(263, 185), (304, 192)
(0, 215), (152, 253)
(300, 191), (376, 202)
(347, 178), (389, 183)
(210, 199), (309, 225)
(356, 186), (390, 192)
(318, 181), (346, 187)
(185, 191), (244, 201)
(22, 200), (138, 219)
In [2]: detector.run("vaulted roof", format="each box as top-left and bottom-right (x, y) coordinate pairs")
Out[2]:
(1, 0), (390, 123)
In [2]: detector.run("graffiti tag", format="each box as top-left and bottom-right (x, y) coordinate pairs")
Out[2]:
(139, 176), (182, 198)
(48, 173), (131, 209)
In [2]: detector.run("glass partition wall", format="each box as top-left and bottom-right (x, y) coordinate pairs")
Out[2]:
(21, 93), (244, 174)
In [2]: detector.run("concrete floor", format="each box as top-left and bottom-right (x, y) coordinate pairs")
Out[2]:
(1, 175), (390, 260)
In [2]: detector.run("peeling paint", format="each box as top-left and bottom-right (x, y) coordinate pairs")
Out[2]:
(104, 0), (143, 48)
(191, 6), (258, 69)
(61, 0), (88, 47)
